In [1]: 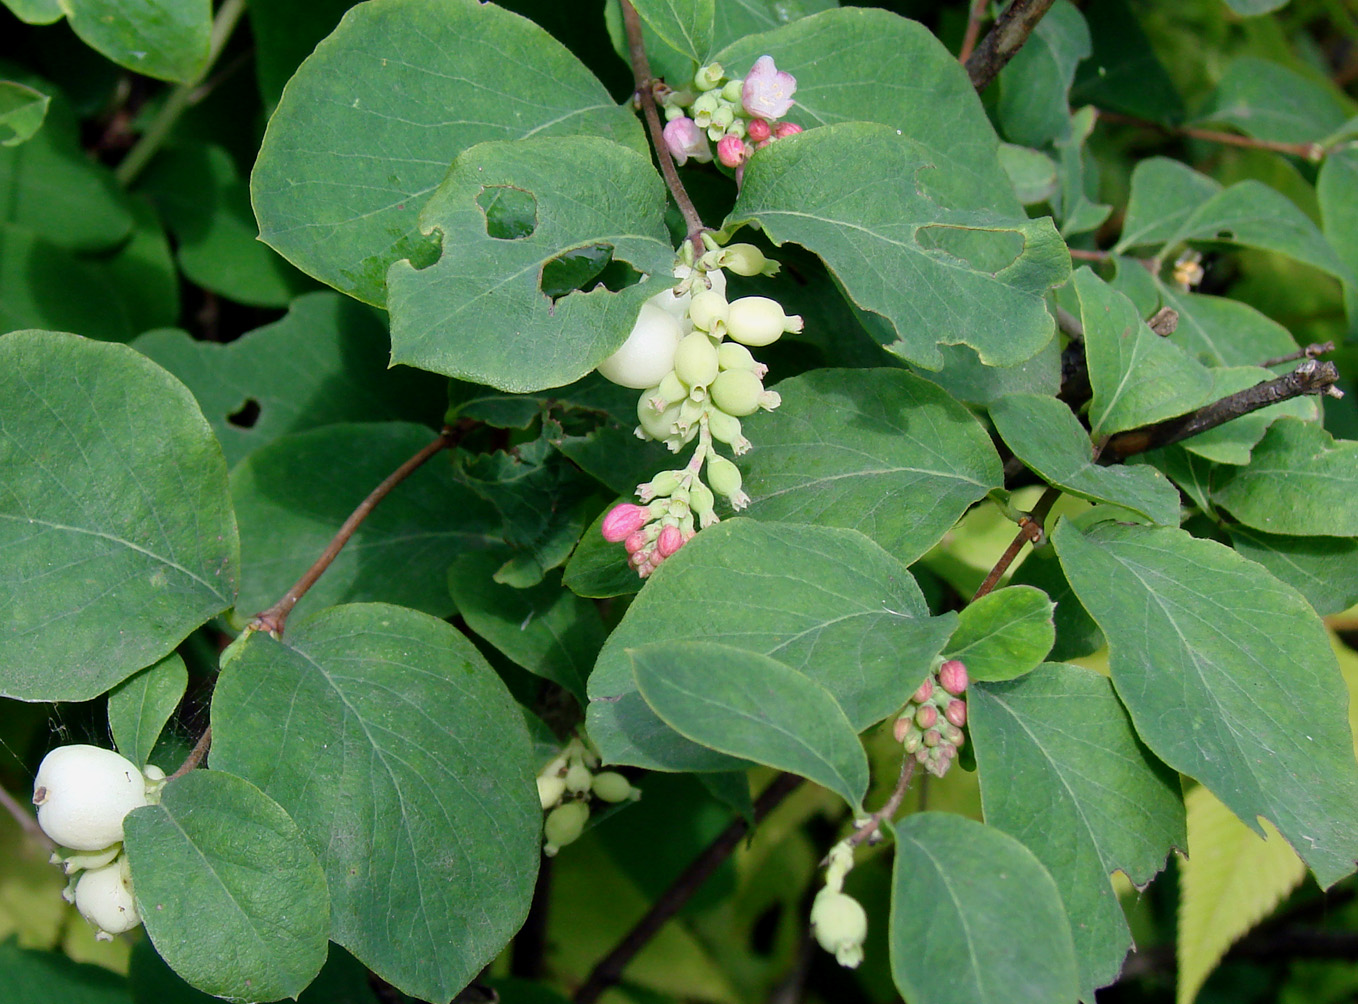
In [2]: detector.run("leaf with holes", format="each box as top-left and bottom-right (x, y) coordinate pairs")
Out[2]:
(386, 136), (675, 391)
(210, 602), (541, 1003)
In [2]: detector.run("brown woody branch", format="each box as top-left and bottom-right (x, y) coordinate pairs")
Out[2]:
(1095, 108), (1327, 162)
(965, 0), (1059, 91)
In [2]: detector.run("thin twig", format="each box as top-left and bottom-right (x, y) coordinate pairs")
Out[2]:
(1068, 248), (1110, 262)
(619, 0), (706, 254)
(1095, 108), (1327, 162)
(573, 772), (803, 1004)
(971, 488), (1059, 601)
(1, 783), (51, 846)
(964, 0), (1059, 91)
(1260, 341), (1335, 368)
(252, 428), (460, 636)
(1104, 360), (1341, 461)
(846, 758), (915, 850)
(958, 0), (990, 63)
(168, 727), (211, 780)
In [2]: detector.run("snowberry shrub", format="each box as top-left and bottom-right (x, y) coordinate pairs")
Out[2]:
(1, 0), (1357, 1002)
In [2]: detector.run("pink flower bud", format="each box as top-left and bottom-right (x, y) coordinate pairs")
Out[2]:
(892, 716), (911, 744)
(922, 729), (941, 748)
(746, 117), (771, 143)
(911, 678), (934, 704)
(742, 55), (797, 120)
(944, 723), (965, 747)
(945, 699), (967, 728)
(914, 704), (938, 730)
(717, 134), (749, 168)
(939, 659), (969, 696)
(662, 116), (712, 166)
(657, 524), (684, 558)
(623, 529), (648, 555)
(772, 121), (802, 139)
(602, 503), (649, 542)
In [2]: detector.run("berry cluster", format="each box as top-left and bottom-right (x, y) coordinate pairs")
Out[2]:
(659, 56), (802, 180)
(31, 744), (163, 939)
(535, 738), (640, 857)
(893, 659), (969, 778)
(809, 840), (868, 969)
(597, 241), (802, 576)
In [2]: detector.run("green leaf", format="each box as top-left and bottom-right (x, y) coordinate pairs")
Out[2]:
(890, 813), (1079, 1004)
(232, 423), (500, 622)
(996, 0), (1091, 149)
(0, 332), (238, 701)
(1, 0), (63, 24)
(105, 196), (180, 335)
(0, 224), (134, 341)
(971, 663), (1185, 998)
(107, 654), (187, 769)
(0, 88), (131, 251)
(251, 0), (642, 306)
(914, 338), (1062, 406)
(631, 0), (713, 61)
(1318, 146), (1358, 340)
(1222, 0), (1292, 19)
(1052, 519), (1358, 887)
(1176, 785), (1306, 1004)
(62, 0), (210, 83)
(123, 770), (329, 1001)
(562, 500), (643, 599)
(1212, 418), (1358, 536)
(631, 640), (869, 809)
(131, 292), (445, 468)
(386, 136), (674, 391)
(1227, 525), (1358, 616)
(1179, 368), (1317, 466)
(715, 7), (1021, 215)
(1009, 549), (1104, 661)
(998, 144), (1059, 205)
(728, 123), (1070, 370)
(1052, 106), (1112, 238)
(712, 0), (835, 39)
(990, 392), (1181, 523)
(1070, 0), (1184, 123)
(1154, 285), (1299, 368)
(1116, 159), (1353, 284)
(0, 940), (129, 1004)
(211, 603), (541, 1003)
(449, 551), (605, 703)
(138, 143), (310, 308)
(944, 585), (1054, 682)
(1075, 268), (1215, 438)
(587, 520), (955, 771)
(738, 369), (1002, 564)
(1195, 57), (1353, 146)
(0, 81), (49, 147)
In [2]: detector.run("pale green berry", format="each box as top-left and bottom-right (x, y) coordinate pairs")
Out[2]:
(721, 79), (744, 103)
(716, 243), (778, 277)
(710, 369), (764, 417)
(689, 290), (730, 334)
(811, 888), (867, 968)
(51, 843), (122, 876)
(707, 408), (751, 454)
(694, 63), (725, 90)
(727, 296), (803, 347)
(674, 332), (720, 388)
(590, 771), (636, 803)
(543, 801), (589, 856)
(598, 303), (683, 389)
(564, 761), (593, 794)
(690, 481), (716, 521)
(707, 456), (744, 498)
(537, 775), (566, 810)
(638, 394), (681, 441)
(74, 856), (140, 939)
(33, 745), (149, 851)
(717, 342), (757, 372)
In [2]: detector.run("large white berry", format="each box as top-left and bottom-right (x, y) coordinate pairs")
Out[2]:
(74, 856), (140, 938)
(597, 303), (684, 389)
(32, 745), (149, 851)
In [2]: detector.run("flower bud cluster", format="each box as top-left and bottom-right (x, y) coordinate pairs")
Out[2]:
(32, 744), (165, 940)
(659, 56), (802, 178)
(596, 242), (802, 577)
(892, 659), (969, 778)
(535, 738), (639, 857)
(810, 839), (868, 968)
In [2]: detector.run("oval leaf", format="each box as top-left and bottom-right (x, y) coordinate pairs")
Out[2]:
(891, 812), (1079, 1004)
(123, 769), (330, 1002)
(631, 640), (869, 809)
(210, 603), (541, 1003)
(944, 585), (1055, 682)
(107, 654), (187, 770)
(63, 0), (210, 84)
(0, 331), (238, 701)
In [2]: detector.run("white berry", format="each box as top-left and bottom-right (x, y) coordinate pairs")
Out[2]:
(597, 303), (684, 389)
(32, 745), (149, 851)
(74, 856), (140, 938)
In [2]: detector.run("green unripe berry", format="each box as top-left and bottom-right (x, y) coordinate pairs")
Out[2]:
(537, 775), (566, 810)
(590, 771), (635, 803)
(674, 332), (720, 388)
(717, 243), (777, 277)
(727, 296), (803, 347)
(690, 481), (715, 515)
(710, 369), (764, 417)
(638, 395), (681, 440)
(717, 342), (757, 372)
(694, 63), (725, 90)
(811, 888), (868, 969)
(543, 801), (589, 856)
(656, 371), (687, 405)
(707, 408), (744, 446)
(689, 290), (729, 334)
(564, 761), (593, 794)
(707, 456), (743, 499)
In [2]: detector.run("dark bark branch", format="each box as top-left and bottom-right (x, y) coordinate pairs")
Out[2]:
(573, 772), (803, 1003)
(965, 0), (1059, 91)
(972, 487), (1060, 601)
(1104, 360), (1341, 461)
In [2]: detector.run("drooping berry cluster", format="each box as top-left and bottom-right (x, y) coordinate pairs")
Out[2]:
(31, 744), (164, 939)
(535, 738), (640, 856)
(597, 241), (802, 575)
(659, 56), (802, 179)
(893, 659), (969, 778)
